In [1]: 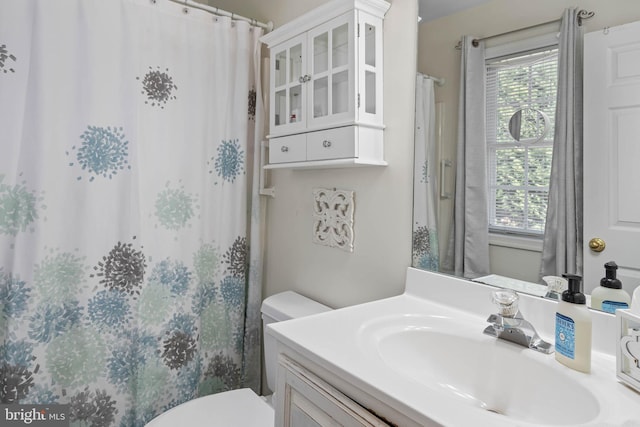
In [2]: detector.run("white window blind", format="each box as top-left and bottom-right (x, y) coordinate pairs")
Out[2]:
(486, 48), (558, 235)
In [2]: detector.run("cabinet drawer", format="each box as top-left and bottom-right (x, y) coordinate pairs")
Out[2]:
(306, 127), (356, 161)
(270, 134), (306, 163)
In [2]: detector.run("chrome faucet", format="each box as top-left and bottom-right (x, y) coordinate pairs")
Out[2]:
(483, 289), (554, 354)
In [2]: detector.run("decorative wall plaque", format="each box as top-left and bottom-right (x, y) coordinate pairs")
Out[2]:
(312, 188), (354, 252)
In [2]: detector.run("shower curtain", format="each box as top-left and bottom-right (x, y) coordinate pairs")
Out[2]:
(0, 0), (264, 425)
(412, 74), (439, 271)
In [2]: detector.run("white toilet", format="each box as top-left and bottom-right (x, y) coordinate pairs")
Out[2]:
(145, 291), (332, 427)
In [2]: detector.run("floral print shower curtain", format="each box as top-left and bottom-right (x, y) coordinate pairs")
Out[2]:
(412, 74), (439, 271)
(0, 0), (265, 425)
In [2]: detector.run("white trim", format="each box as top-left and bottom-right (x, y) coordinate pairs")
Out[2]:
(489, 232), (543, 252)
(260, 0), (390, 47)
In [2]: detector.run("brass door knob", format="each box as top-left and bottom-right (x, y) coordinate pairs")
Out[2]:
(589, 237), (606, 252)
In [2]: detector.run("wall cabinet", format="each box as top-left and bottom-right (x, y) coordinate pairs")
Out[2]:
(260, 0), (390, 169)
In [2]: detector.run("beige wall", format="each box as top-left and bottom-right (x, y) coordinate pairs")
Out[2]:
(208, 0), (419, 308)
(418, 0), (640, 282)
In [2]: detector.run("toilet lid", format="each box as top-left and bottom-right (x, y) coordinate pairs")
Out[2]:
(145, 388), (274, 427)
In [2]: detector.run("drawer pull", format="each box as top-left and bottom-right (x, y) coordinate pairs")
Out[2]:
(281, 146), (289, 152)
(322, 140), (332, 148)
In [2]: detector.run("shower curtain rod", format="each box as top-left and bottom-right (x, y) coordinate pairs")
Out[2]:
(167, 0), (274, 32)
(455, 9), (595, 49)
(421, 73), (445, 87)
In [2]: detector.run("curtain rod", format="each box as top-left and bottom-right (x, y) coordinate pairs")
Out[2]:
(455, 9), (595, 49)
(421, 73), (445, 86)
(166, 0), (274, 32)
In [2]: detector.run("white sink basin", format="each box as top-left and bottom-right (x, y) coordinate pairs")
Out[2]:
(359, 314), (600, 425)
(269, 269), (640, 427)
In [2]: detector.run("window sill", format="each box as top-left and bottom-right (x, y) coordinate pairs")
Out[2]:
(489, 233), (543, 252)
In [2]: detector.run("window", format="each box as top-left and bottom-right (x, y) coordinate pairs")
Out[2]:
(486, 46), (558, 236)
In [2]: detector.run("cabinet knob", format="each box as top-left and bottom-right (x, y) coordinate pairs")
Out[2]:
(298, 75), (311, 83)
(281, 146), (289, 152)
(322, 140), (332, 148)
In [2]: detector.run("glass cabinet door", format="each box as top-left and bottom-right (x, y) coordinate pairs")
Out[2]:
(308, 13), (354, 129)
(363, 22), (376, 115)
(271, 35), (307, 134)
(268, 9), (384, 137)
(357, 13), (383, 126)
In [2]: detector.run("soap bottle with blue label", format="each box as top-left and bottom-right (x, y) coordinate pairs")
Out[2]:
(591, 261), (630, 313)
(555, 274), (592, 373)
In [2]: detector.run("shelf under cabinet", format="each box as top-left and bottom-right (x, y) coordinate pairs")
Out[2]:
(264, 158), (387, 170)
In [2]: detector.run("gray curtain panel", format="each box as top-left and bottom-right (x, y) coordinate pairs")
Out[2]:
(540, 8), (584, 279)
(447, 35), (490, 279)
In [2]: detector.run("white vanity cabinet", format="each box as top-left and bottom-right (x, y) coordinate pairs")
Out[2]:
(276, 356), (392, 427)
(271, 349), (424, 427)
(260, 0), (390, 169)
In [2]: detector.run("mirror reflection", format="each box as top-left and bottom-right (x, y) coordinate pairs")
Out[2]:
(414, 1), (640, 313)
(508, 108), (550, 143)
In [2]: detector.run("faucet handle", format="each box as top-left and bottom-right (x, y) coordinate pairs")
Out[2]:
(491, 289), (519, 317)
(542, 275), (568, 300)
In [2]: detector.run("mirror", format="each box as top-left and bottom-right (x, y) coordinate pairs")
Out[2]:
(508, 108), (550, 143)
(414, 2), (640, 313)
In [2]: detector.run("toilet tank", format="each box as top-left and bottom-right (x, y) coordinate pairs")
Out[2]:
(261, 291), (332, 393)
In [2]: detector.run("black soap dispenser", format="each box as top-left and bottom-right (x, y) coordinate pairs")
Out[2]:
(591, 261), (631, 313)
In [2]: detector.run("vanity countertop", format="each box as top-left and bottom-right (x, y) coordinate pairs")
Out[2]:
(267, 268), (640, 427)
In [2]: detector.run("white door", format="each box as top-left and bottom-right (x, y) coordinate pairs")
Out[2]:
(583, 21), (640, 295)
